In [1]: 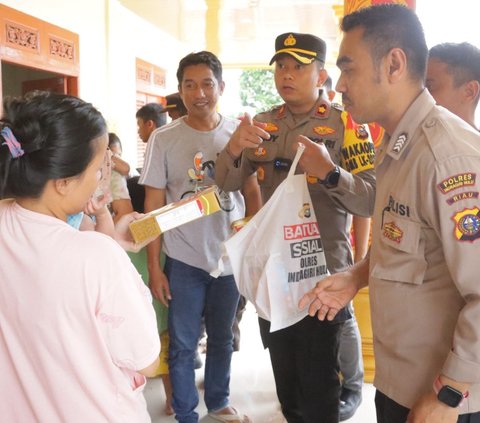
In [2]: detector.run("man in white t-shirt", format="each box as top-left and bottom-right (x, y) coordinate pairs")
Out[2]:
(140, 51), (256, 423)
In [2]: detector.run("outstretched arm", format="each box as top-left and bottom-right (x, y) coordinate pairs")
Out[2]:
(299, 254), (370, 321)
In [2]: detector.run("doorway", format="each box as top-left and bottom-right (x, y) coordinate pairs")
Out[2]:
(1, 61), (78, 98)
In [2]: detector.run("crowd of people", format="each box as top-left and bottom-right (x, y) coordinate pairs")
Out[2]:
(1, 3), (480, 423)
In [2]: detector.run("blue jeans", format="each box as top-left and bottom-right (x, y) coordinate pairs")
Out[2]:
(165, 256), (240, 423)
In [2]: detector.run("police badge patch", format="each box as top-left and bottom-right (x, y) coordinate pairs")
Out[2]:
(452, 207), (480, 242)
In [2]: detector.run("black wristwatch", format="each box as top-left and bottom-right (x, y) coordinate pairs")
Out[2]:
(434, 377), (468, 408)
(319, 165), (340, 188)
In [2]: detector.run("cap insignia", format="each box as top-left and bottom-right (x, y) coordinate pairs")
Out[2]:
(284, 34), (296, 47)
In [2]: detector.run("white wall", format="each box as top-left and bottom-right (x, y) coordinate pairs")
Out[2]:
(105, 0), (188, 166)
(1, 0), (188, 168)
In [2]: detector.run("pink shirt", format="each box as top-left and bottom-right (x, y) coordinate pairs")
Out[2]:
(0, 200), (160, 422)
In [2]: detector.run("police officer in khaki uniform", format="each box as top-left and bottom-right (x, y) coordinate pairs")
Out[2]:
(215, 32), (375, 423)
(300, 5), (480, 423)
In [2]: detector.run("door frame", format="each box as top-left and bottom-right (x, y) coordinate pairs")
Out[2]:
(0, 4), (79, 111)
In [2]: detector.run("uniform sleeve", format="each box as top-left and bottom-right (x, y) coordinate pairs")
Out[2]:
(215, 120), (258, 193)
(325, 111), (376, 217)
(139, 133), (167, 189)
(95, 241), (160, 371)
(215, 147), (245, 192)
(430, 155), (480, 382)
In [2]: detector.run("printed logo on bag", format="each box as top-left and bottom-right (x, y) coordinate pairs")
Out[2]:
(284, 222), (326, 280)
(264, 122), (279, 133)
(313, 126), (335, 136)
(284, 222), (320, 240)
(298, 203), (311, 218)
(446, 191), (479, 205)
(438, 173), (476, 194)
(452, 207), (480, 242)
(383, 221), (403, 244)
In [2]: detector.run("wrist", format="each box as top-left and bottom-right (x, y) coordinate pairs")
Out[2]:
(93, 205), (110, 218)
(319, 165), (340, 188)
(225, 142), (241, 160)
(433, 376), (469, 408)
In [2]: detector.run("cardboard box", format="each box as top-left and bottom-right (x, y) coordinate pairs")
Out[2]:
(129, 186), (222, 244)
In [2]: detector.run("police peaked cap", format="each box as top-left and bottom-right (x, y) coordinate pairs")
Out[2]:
(269, 32), (327, 65)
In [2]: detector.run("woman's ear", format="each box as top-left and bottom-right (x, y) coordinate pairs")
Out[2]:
(54, 177), (73, 196)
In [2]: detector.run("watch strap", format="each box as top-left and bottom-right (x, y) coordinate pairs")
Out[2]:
(433, 376), (469, 407)
(320, 165), (340, 188)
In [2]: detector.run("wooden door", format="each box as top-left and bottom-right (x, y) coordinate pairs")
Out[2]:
(22, 77), (67, 95)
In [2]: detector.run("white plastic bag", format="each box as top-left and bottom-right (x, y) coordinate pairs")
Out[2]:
(224, 146), (329, 332)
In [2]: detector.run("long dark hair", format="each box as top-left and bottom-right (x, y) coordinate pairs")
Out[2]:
(0, 91), (106, 199)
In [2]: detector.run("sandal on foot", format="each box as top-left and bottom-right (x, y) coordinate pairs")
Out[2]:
(208, 406), (251, 423)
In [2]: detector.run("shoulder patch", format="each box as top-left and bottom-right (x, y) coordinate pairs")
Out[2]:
(452, 207), (480, 242)
(437, 173), (476, 194)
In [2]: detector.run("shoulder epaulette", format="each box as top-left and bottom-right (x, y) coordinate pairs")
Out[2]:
(255, 103), (282, 117)
(331, 102), (343, 111)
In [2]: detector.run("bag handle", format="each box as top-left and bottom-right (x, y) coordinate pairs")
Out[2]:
(287, 143), (306, 178)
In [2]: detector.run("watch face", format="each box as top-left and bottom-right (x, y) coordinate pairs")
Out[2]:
(328, 169), (340, 186)
(438, 385), (464, 408)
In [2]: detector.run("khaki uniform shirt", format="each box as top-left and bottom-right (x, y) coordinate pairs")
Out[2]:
(370, 89), (480, 412)
(216, 94), (376, 277)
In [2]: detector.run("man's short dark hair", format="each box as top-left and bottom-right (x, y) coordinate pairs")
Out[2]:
(429, 42), (480, 87)
(176, 51), (223, 85)
(341, 4), (428, 82)
(135, 103), (167, 128)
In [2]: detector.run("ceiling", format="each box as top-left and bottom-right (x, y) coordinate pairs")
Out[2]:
(119, 0), (343, 69)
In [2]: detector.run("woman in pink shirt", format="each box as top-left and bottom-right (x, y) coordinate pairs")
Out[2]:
(0, 92), (160, 423)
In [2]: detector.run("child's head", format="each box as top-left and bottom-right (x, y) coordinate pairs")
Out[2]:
(0, 91), (107, 201)
(108, 132), (122, 156)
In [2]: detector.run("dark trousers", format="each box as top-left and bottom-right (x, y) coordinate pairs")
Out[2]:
(259, 316), (342, 423)
(375, 390), (480, 423)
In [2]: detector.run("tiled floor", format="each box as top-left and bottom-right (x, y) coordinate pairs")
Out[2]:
(144, 303), (376, 423)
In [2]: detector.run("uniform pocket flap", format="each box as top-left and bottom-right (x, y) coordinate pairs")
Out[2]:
(372, 212), (427, 285)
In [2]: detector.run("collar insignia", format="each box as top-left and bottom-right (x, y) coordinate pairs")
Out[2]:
(392, 132), (407, 153)
(277, 105), (286, 118)
(316, 104), (328, 117)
